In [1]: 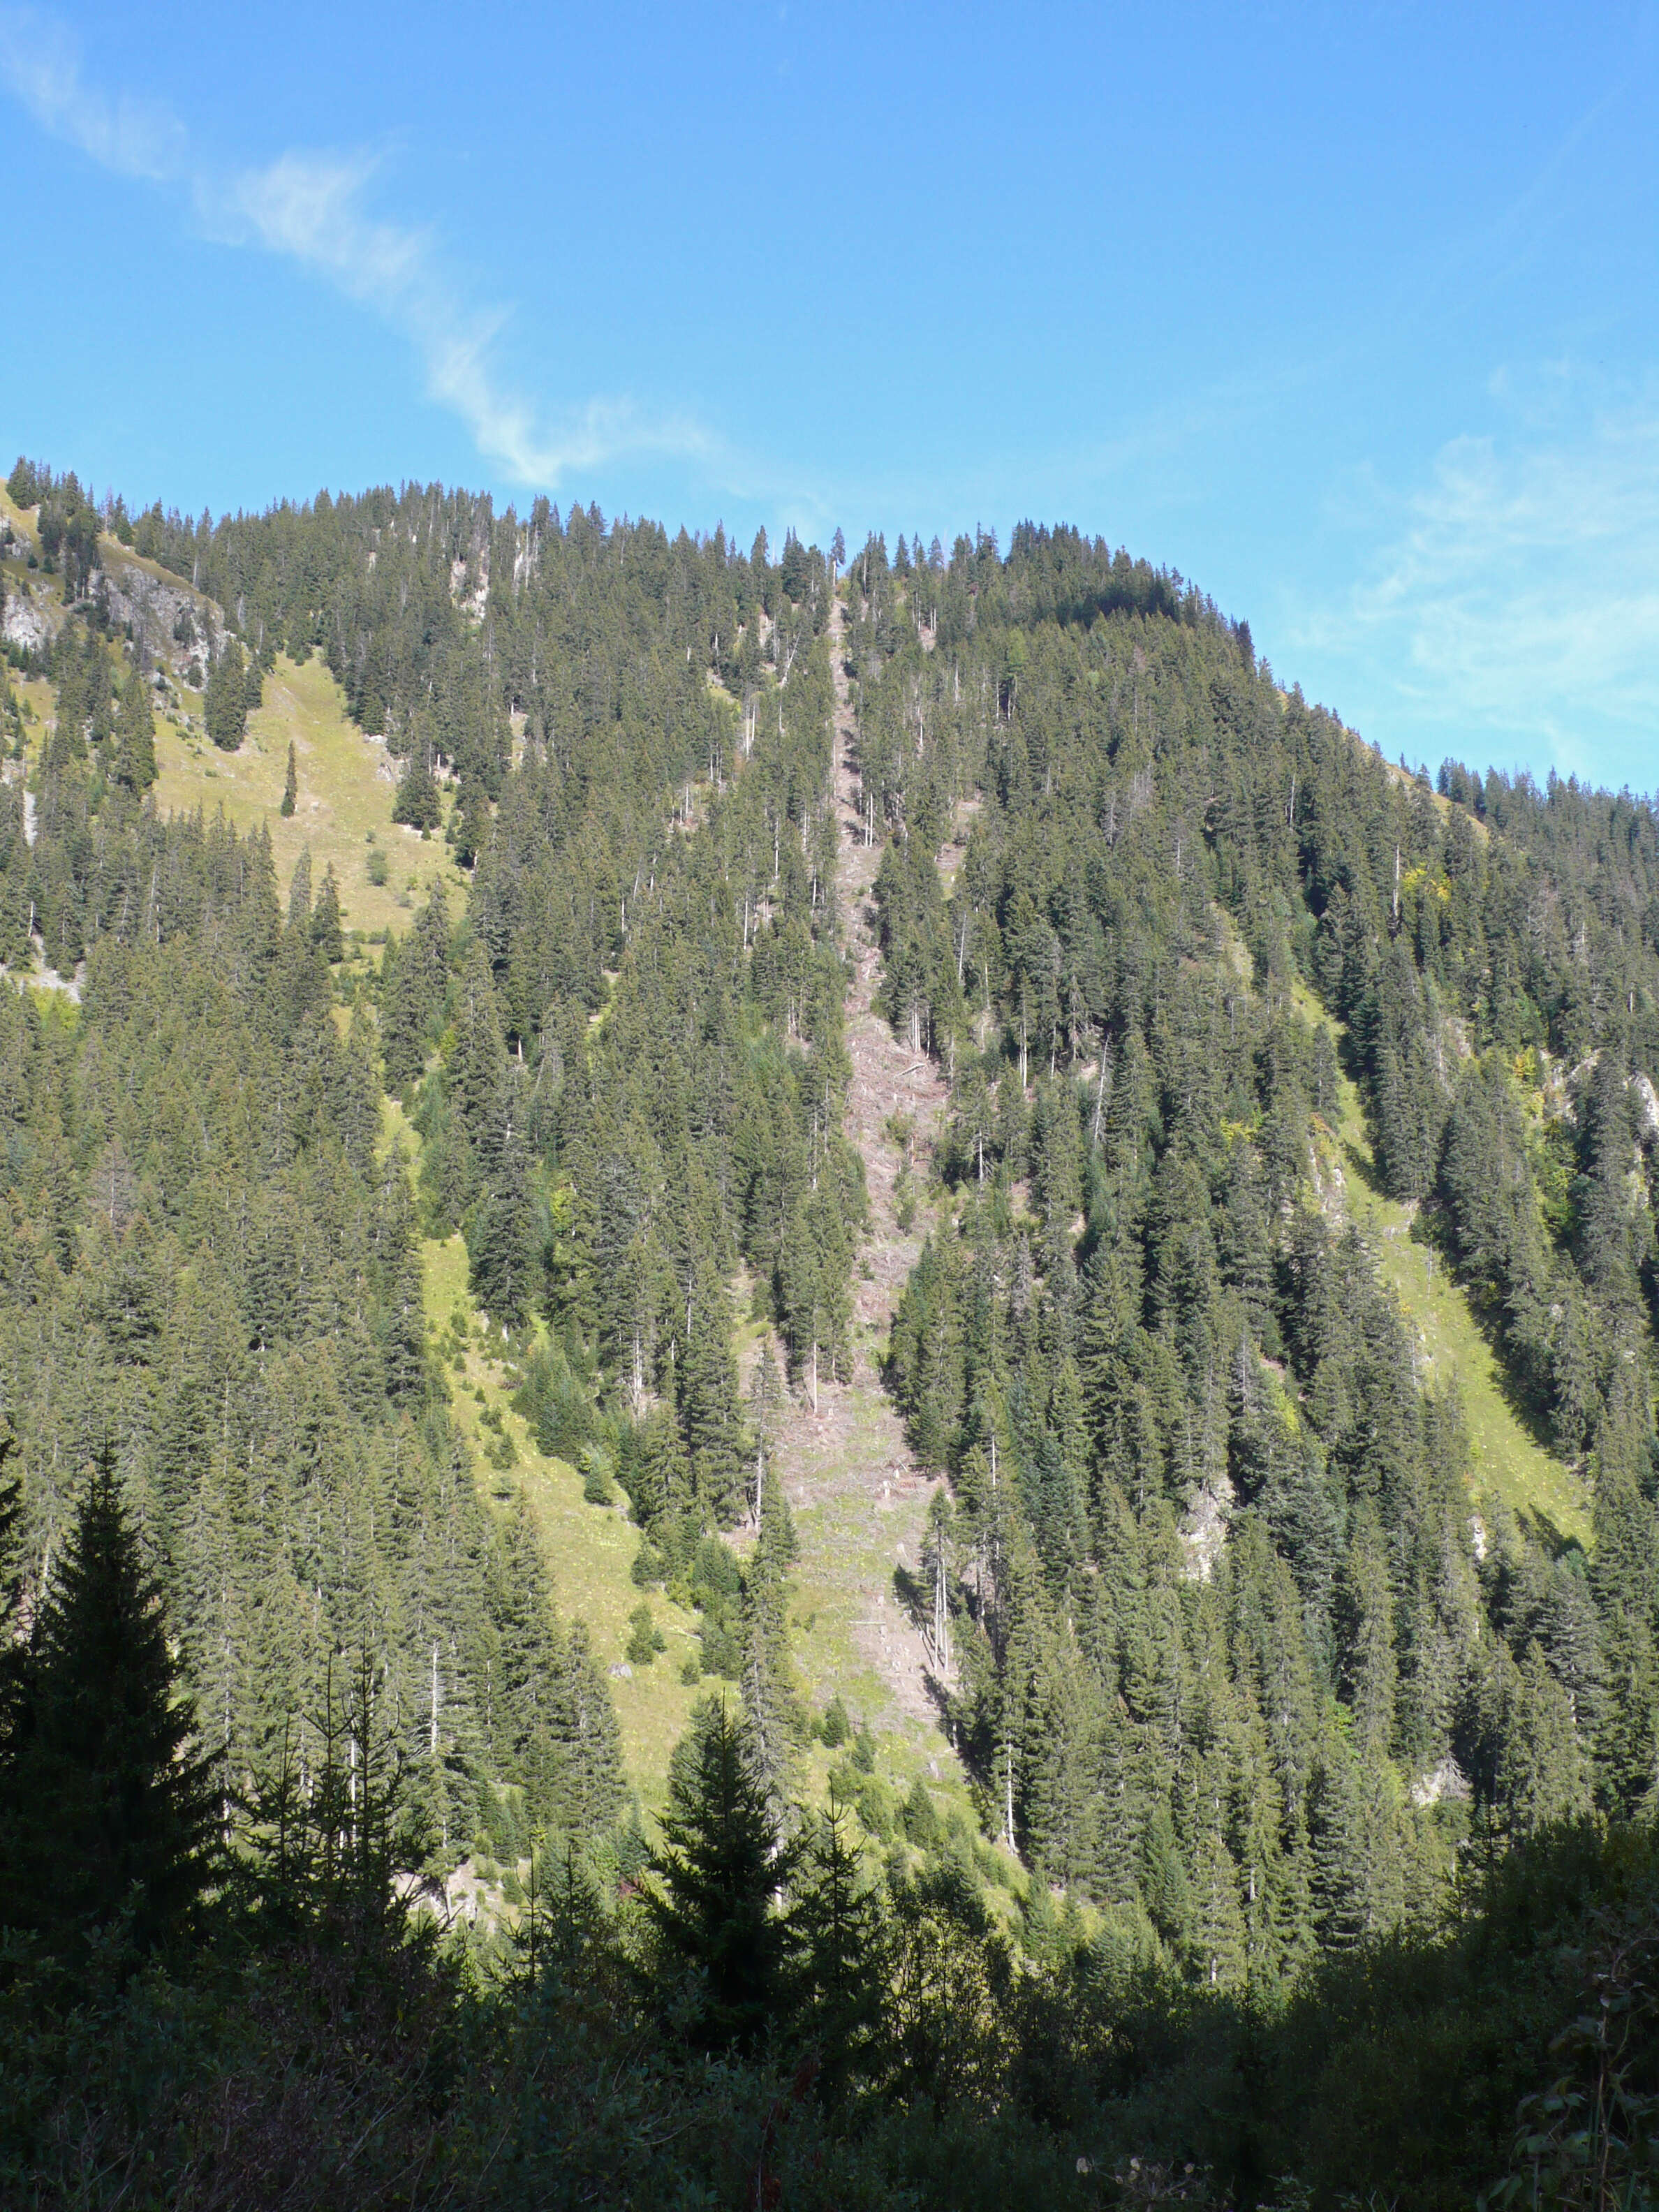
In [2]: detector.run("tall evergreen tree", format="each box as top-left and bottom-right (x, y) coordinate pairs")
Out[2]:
(112, 669), (156, 794)
(311, 862), (344, 961)
(205, 636), (249, 751)
(2, 1459), (218, 1956)
(645, 1697), (796, 2050)
(740, 1459), (799, 1799)
(790, 1799), (887, 2091)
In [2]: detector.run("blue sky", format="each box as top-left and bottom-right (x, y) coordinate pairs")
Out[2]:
(1, 2), (1656, 794)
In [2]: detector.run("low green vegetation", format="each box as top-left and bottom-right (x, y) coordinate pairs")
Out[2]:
(1, 1466), (1654, 2207)
(1304, 978), (1590, 1544)
(153, 649), (466, 939)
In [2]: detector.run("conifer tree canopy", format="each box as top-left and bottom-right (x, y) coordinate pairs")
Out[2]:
(2, 1459), (217, 1956)
(646, 1698), (796, 2049)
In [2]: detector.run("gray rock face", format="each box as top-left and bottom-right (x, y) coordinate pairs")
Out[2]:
(1179, 1473), (1235, 1583)
(101, 562), (222, 677)
(1410, 1754), (1471, 1808)
(3, 553), (221, 681)
(2, 581), (52, 655)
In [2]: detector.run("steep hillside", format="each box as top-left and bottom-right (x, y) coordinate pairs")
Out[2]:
(851, 523), (1658, 1954)
(769, 590), (953, 1743)
(152, 651), (466, 942)
(117, 541), (987, 1828)
(1301, 978), (1590, 1547)
(6, 475), (1658, 1934)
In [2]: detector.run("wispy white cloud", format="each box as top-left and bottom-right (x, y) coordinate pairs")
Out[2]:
(0, 4), (184, 180)
(207, 146), (728, 487)
(1292, 373), (1659, 786)
(0, 8), (730, 494)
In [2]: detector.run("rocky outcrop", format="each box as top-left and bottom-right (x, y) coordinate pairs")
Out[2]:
(1179, 1473), (1235, 1582)
(100, 559), (222, 677)
(1410, 1753), (1471, 1808)
(3, 552), (221, 679)
(2, 577), (53, 655)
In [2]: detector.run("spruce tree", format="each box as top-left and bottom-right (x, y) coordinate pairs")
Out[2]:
(677, 1249), (747, 1521)
(0, 1433), (24, 1763)
(790, 1799), (887, 2092)
(3, 1458), (218, 1956)
(392, 749), (443, 831)
(205, 637), (249, 751)
(311, 862), (344, 962)
(469, 1102), (538, 1328)
(451, 776), (492, 868)
(112, 669), (156, 794)
(546, 1622), (624, 1837)
(646, 1697), (797, 2049)
(739, 1461), (799, 1800)
(281, 737), (297, 816)
(1591, 1391), (1659, 1813)
(288, 845), (312, 935)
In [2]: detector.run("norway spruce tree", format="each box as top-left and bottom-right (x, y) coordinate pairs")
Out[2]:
(790, 1799), (887, 2092)
(646, 1697), (796, 2049)
(311, 862), (344, 961)
(112, 669), (156, 793)
(739, 1460), (799, 1799)
(205, 637), (248, 750)
(392, 747), (443, 830)
(2, 1459), (218, 1956)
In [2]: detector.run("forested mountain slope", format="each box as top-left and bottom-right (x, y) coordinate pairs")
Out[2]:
(3, 463), (1659, 2206)
(848, 523), (1659, 1966)
(0, 461), (864, 1877)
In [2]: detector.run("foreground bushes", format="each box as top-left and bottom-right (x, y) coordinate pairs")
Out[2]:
(2, 1817), (1656, 2208)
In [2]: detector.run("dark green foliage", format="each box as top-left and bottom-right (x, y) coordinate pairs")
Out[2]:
(204, 636), (248, 750)
(280, 737), (297, 816)
(310, 862), (343, 961)
(689, 1535), (745, 1678)
(112, 669), (156, 794)
(0, 1457), (217, 1959)
(392, 746), (443, 830)
(741, 1459), (800, 1796)
(378, 880), (448, 1092)
(10, 462), (1659, 2206)
(0, 1433), (27, 1767)
(626, 1600), (666, 1665)
(862, 522), (1659, 1981)
(645, 1697), (797, 2049)
(32, 470), (102, 597)
(450, 775), (492, 868)
(790, 1800), (888, 2091)
(0, 802), (619, 1871)
(245, 1652), (434, 1955)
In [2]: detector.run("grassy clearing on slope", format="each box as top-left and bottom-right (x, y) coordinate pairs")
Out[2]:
(153, 653), (467, 940)
(1291, 977), (1591, 1548)
(417, 1236), (705, 1811)
(376, 1100), (701, 1811)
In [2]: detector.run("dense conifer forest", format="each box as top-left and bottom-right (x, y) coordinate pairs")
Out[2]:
(0, 460), (1656, 2206)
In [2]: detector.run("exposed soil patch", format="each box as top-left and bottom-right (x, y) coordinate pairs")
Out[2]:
(773, 594), (957, 1743)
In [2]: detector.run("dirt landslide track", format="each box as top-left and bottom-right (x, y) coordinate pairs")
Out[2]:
(769, 591), (958, 1741)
